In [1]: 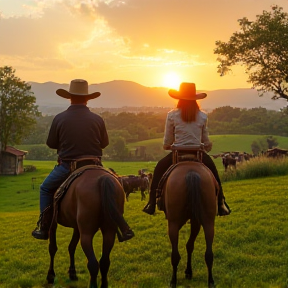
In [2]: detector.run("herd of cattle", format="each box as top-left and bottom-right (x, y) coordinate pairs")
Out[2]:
(110, 148), (288, 199)
(212, 147), (288, 171)
(109, 168), (152, 201)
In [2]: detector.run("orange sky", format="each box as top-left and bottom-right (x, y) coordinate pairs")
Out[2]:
(1, 0), (288, 90)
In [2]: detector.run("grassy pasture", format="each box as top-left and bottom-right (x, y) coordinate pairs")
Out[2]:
(127, 134), (288, 155)
(0, 159), (287, 288)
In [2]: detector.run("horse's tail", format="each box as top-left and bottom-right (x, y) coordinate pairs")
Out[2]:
(185, 170), (201, 221)
(99, 175), (123, 225)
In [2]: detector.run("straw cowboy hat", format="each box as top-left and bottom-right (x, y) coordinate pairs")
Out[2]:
(168, 82), (207, 100)
(56, 79), (101, 100)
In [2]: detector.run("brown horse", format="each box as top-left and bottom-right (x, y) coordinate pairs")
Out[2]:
(163, 161), (218, 288)
(46, 167), (126, 288)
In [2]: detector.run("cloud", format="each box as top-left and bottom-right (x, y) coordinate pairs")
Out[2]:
(1, 0), (288, 87)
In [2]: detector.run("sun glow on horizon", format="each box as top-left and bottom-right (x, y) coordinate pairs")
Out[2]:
(162, 72), (181, 89)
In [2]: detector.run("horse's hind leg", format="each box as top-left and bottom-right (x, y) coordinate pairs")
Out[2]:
(100, 227), (116, 288)
(202, 223), (215, 288)
(185, 220), (201, 280)
(68, 228), (80, 281)
(47, 223), (57, 284)
(81, 234), (99, 288)
(168, 221), (181, 288)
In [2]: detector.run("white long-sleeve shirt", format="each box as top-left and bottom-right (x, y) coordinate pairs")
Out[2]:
(163, 108), (210, 147)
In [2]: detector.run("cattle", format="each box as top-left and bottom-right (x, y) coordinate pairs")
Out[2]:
(119, 175), (141, 200)
(108, 168), (152, 201)
(211, 151), (253, 171)
(222, 154), (237, 171)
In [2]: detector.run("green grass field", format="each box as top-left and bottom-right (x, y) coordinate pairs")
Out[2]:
(0, 159), (287, 288)
(128, 134), (288, 155)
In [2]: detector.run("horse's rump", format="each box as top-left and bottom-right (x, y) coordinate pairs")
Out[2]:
(57, 169), (125, 231)
(164, 161), (217, 222)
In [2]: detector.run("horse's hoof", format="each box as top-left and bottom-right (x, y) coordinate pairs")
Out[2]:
(68, 269), (78, 281)
(69, 274), (78, 281)
(170, 282), (176, 288)
(185, 273), (192, 280)
(208, 283), (215, 288)
(46, 269), (55, 284)
(46, 274), (55, 284)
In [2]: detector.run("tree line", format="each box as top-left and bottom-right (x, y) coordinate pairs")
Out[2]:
(22, 106), (288, 147)
(18, 106), (287, 161)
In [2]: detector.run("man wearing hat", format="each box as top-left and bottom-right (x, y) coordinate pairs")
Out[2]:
(143, 82), (231, 216)
(32, 79), (134, 241)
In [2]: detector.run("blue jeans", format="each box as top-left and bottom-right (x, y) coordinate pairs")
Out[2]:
(39, 162), (70, 213)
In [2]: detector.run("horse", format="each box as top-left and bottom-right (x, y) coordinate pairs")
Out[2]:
(162, 161), (218, 288)
(46, 166), (127, 288)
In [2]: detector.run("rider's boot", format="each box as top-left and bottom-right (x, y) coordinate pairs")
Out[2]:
(116, 225), (135, 242)
(218, 187), (231, 216)
(115, 217), (135, 242)
(32, 206), (53, 240)
(142, 189), (156, 215)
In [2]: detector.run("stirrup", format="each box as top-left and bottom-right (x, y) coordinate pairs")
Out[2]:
(218, 202), (231, 216)
(116, 228), (135, 242)
(142, 203), (156, 215)
(32, 227), (49, 240)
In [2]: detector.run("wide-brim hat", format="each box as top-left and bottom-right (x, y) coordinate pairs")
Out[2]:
(56, 79), (101, 100)
(168, 82), (207, 100)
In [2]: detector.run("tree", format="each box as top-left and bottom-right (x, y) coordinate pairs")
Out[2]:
(251, 137), (268, 155)
(0, 66), (40, 151)
(266, 135), (278, 149)
(214, 6), (288, 102)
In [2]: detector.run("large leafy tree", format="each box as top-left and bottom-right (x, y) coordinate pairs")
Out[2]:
(0, 66), (40, 151)
(214, 5), (288, 101)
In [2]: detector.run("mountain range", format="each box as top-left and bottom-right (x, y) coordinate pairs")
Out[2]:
(30, 80), (287, 113)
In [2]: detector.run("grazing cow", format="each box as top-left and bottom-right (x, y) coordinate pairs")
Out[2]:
(139, 173), (151, 201)
(222, 153), (237, 171)
(211, 152), (237, 171)
(119, 175), (140, 201)
(108, 168), (152, 201)
(212, 151), (253, 172)
(108, 168), (138, 200)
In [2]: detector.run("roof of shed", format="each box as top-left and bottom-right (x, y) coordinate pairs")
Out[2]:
(4, 146), (28, 156)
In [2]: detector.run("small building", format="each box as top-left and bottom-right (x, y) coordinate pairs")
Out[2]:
(0, 146), (28, 175)
(266, 147), (288, 158)
(135, 146), (146, 158)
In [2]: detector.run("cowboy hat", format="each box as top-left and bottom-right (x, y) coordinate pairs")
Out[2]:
(168, 82), (207, 100)
(56, 79), (101, 100)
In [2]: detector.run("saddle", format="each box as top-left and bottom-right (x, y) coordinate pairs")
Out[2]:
(54, 165), (119, 205)
(156, 145), (217, 212)
(61, 156), (102, 173)
(171, 144), (205, 164)
(50, 165), (121, 230)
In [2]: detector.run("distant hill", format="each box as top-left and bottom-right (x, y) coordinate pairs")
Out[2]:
(30, 80), (287, 113)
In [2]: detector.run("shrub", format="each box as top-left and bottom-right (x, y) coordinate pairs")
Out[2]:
(222, 156), (288, 181)
(25, 145), (57, 161)
(23, 165), (36, 172)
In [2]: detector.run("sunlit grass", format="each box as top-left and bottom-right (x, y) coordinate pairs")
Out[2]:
(0, 161), (287, 287)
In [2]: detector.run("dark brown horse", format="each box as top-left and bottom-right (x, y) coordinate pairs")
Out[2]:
(47, 167), (126, 288)
(162, 161), (218, 288)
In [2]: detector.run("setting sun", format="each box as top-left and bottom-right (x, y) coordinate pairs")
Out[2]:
(162, 72), (181, 89)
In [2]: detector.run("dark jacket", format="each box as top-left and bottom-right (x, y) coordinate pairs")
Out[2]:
(46, 105), (109, 159)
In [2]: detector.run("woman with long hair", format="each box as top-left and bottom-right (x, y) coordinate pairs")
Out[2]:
(143, 82), (230, 216)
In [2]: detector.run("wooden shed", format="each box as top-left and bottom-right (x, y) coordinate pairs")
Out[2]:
(0, 146), (28, 175)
